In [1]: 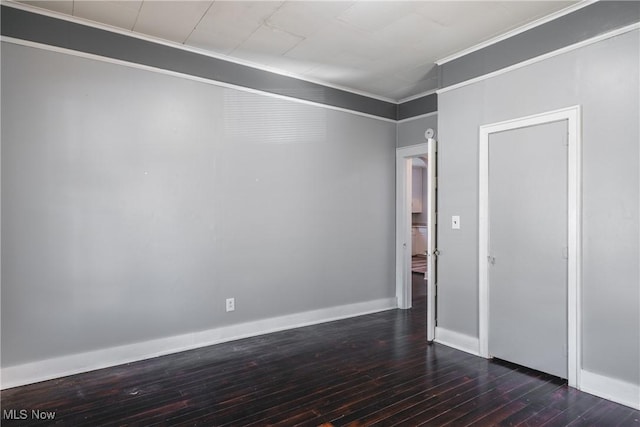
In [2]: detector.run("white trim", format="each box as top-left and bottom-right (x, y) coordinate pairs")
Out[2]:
(435, 0), (597, 65)
(568, 106), (583, 390)
(580, 370), (640, 410)
(478, 122), (490, 358)
(398, 89), (438, 105)
(0, 297), (396, 390)
(434, 327), (480, 357)
(397, 111), (438, 125)
(1, 0), (397, 104)
(1, 36), (396, 124)
(438, 23), (640, 95)
(395, 143), (429, 310)
(425, 138), (437, 342)
(478, 105), (582, 388)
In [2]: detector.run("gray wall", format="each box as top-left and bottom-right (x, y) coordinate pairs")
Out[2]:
(398, 115), (437, 225)
(397, 114), (437, 148)
(1, 42), (397, 367)
(437, 30), (639, 384)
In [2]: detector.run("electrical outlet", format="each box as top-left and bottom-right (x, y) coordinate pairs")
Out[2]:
(226, 298), (235, 312)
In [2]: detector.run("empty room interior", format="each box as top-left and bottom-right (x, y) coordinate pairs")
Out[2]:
(1, 0), (639, 425)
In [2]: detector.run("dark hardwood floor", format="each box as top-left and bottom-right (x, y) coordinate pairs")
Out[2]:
(2, 274), (638, 426)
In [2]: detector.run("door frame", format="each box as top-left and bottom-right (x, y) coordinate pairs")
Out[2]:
(396, 143), (427, 310)
(395, 141), (437, 341)
(478, 105), (582, 388)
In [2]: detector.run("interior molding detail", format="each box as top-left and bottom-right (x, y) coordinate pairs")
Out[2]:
(438, 23), (640, 95)
(0, 297), (397, 390)
(0, 3), (443, 122)
(0, 0), (398, 105)
(435, 1), (596, 65)
(580, 369), (640, 410)
(434, 327), (480, 357)
(0, 4), (398, 120)
(0, 36), (398, 124)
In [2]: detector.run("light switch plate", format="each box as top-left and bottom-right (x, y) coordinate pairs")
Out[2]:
(452, 215), (460, 229)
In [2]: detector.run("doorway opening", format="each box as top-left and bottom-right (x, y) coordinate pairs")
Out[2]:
(411, 156), (428, 275)
(396, 138), (437, 341)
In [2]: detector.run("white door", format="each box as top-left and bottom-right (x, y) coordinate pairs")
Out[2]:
(488, 120), (568, 378)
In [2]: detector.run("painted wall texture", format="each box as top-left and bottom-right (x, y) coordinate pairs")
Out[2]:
(437, 30), (639, 385)
(396, 114), (437, 149)
(1, 43), (397, 367)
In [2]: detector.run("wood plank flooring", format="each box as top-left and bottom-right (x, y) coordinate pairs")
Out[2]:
(2, 274), (638, 426)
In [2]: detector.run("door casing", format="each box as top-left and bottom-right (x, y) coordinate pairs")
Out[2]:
(478, 105), (582, 388)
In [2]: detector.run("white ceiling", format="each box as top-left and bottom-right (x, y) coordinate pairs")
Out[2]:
(16, 1), (578, 101)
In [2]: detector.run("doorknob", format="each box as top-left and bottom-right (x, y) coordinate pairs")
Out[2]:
(488, 256), (496, 265)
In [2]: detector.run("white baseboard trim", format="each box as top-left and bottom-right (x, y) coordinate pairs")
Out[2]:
(580, 369), (640, 410)
(1, 297), (397, 390)
(434, 327), (480, 357)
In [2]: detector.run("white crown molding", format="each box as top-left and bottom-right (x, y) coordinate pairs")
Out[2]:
(1, 297), (397, 390)
(1, 36), (397, 124)
(435, 0), (598, 65)
(437, 23), (640, 95)
(0, 0), (398, 104)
